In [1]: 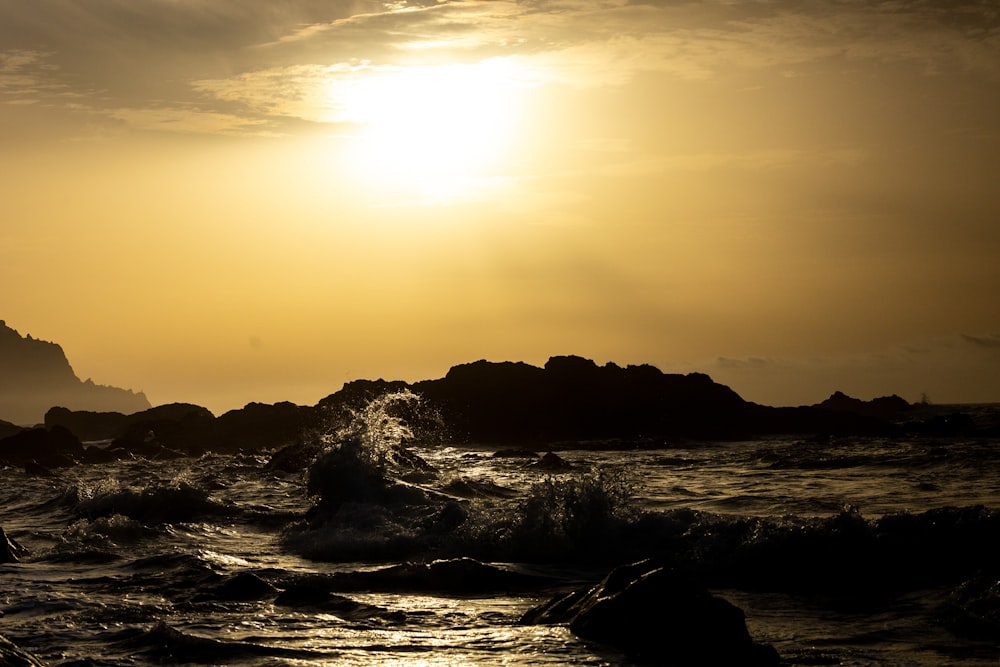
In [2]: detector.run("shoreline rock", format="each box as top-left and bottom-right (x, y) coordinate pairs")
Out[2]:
(521, 559), (778, 665)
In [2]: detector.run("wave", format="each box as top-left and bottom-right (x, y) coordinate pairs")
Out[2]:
(634, 504), (1000, 594)
(316, 557), (556, 595)
(112, 621), (324, 662)
(66, 479), (234, 525)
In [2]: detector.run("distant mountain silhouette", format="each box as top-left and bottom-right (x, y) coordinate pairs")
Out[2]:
(0, 320), (150, 425)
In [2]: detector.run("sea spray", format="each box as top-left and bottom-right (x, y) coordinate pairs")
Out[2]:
(284, 390), (451, 561)
(285, 390), (657, 563)
(453, 465), (641, 563)
(306, 390), (438, 503)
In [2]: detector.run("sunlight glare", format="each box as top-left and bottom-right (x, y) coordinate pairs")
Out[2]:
(332, 59), (532, 203)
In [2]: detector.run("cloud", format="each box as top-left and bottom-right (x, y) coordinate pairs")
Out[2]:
(962, 333), (1000, 349)
(0, 49), (63, 103)
(4, 0), (1000, 137)
(707, 332), (1000, 405)
(106, 107), (271, 136)
(715, 356), (788, 370)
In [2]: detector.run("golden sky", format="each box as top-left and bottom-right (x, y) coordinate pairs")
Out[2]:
(2, 0), (999, 413)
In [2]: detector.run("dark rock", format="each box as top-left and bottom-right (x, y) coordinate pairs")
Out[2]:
(80, 444), (119, 464)
(814, 391), (912, 420)
(265, 439), (323, 472)
(109, 401), (316, 456)
(314, 355), (901, 445)
(109, 403), (215, 456)
(530, 451), (572, 471)
(1, 526), (28, 563)
(521, 559), (778, 665)
(305, 442), (436, 512)
(210, 401), (315, 454)
(22, 461), (56, 477)
(0, 633), (47, 666)
(0, 426), (84, 468)
(0, 419), (22, 440)
(44, 406), (129, 441)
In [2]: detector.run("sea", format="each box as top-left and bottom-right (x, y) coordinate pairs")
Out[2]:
(2, 397), (998, 666)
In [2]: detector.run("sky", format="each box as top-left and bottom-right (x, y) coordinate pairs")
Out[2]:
(2, 0), (999, 414)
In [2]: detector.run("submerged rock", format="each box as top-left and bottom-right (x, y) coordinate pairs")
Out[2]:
(521, 559), (778, 666)
(0, 633), (47, 666)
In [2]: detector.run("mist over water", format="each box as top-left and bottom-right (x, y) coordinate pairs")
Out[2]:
(1, 395), (999, 665)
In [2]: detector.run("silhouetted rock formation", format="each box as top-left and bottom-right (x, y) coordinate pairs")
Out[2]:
(0, 320), (150, 425)
(0, 425), (85, 468)
(317, 356), (900, 443)
(521, 559), (778, 665)
(0, 418), (21, 440)
(814, 391), (912, 420)
(38, 355), (970, 458)
(42, 401), (316, 460)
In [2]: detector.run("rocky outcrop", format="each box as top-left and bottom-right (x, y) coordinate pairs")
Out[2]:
(521, 559), (778, 665)
(316, 355), (901, 444)
(0, 418), (22, 440)
(45, 400), (318, 460)
(0, 320), (150, 425)
(0, 425), (85, 468)
(814, 391), (912, 420)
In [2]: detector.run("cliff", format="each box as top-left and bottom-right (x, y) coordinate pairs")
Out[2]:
(0, 320), (150, 425)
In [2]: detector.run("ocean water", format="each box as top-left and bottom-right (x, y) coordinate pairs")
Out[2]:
(2, 401), (999, 666)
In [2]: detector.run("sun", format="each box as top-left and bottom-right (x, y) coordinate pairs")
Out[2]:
(330, 59), (531, 203)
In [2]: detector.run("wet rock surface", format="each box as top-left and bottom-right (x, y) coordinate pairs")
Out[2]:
(521, 559), (778, 665)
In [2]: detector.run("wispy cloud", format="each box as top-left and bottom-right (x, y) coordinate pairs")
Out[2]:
(0, 50), (63, 103)
(962, 333), (1000, 349)
(107, 107), (271, 136)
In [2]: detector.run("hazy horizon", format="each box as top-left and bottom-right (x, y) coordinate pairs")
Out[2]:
(3, 1), (999, 414)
